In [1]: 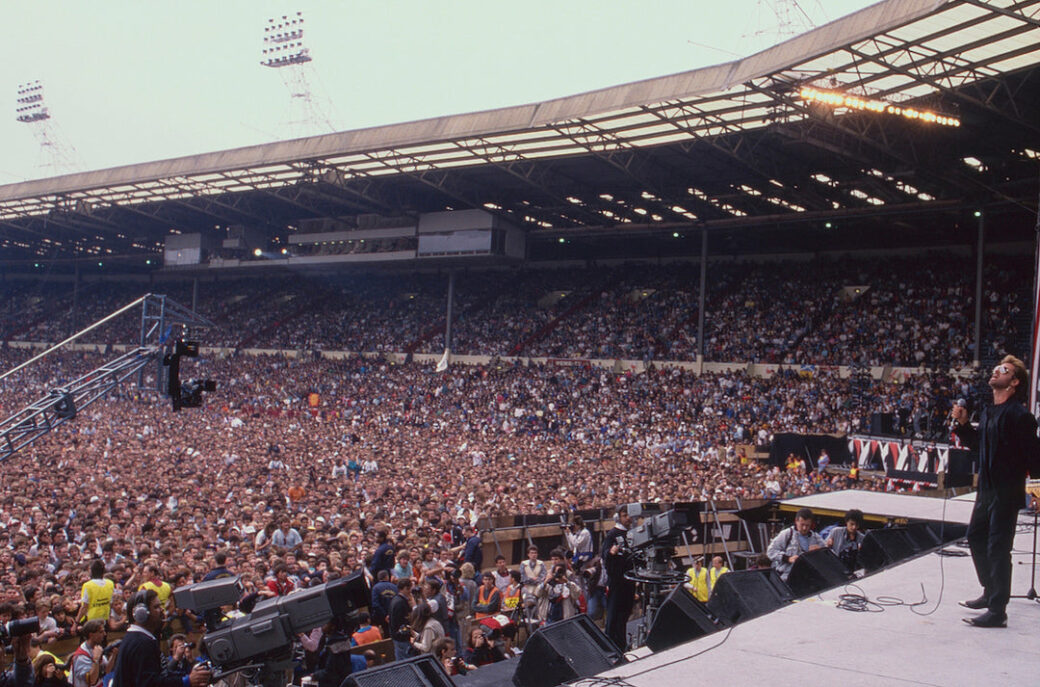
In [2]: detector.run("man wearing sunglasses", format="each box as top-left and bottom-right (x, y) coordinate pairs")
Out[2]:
(952, 355), (1040, 627)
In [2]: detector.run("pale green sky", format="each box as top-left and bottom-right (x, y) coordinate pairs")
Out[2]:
(0, 0), (878, 182)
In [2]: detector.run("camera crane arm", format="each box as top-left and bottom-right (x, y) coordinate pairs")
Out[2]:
(0, 293), (216, 464)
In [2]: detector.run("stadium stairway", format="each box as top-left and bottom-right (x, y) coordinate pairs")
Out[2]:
(509, 278), (617, 356)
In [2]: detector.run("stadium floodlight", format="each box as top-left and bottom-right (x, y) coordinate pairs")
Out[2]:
(15, 81), (49, 123)
(260, 10), (335, 136)
(261, 11), (311, 68)
(799, 87), (961, 127)
(14, 80), (82, 173)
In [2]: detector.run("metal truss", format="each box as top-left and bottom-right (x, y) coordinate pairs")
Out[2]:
(0, 346), (158, 462)
(0, 293), (216, 462)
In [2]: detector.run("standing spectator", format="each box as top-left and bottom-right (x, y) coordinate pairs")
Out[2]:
(602, 507), (635, 650)
(472, 573), (501, 620)
(76, 561), (114, 625)
(460, 527), (483, 572)
(708, 556), (729, 594)
(369, 570), (396, 632)
(270, 519), (302, 556)
(264, 564), (295, 597)
(685, 557), (709, 602)
(388, 579), (415, 661)
(68, 619), (105, 687)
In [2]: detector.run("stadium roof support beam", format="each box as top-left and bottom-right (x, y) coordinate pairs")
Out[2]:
(843, 44), (1040, 139)
(960, 0), (1040, 29)
(641, 102), (831, 213)
(547, 117), (726, 220)
(448, 138), (604, 226)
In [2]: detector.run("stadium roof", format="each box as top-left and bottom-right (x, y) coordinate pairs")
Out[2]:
(2, 0), (1039, 264)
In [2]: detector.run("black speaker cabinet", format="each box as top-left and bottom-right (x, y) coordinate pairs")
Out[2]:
(859, 528), (917, 572)
(645, 584), (728, 652)
(904, 522), (942, 551)
(512, 614), (625, 687)
(786, 548), (850, 597)
(343, 654), (453, 687)
(705, 568), (792, 625)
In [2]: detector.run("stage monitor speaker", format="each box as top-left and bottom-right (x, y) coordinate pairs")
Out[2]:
(705, 569), (791, 625)
(904, 522), (942, 551)
(645, 584), (728, 653)
(343, 654), (453, 687)
(785, 548), (849, 597)
(512, 614), (625, 687)
(859, 528), (917, 572)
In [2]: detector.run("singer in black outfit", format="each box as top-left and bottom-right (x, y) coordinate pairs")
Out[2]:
(952, 355), (1040, 628)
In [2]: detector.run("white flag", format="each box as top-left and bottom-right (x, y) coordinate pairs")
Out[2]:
(436, 348), (450, 372)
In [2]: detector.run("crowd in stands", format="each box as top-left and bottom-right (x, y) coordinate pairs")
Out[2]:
(0, 253), (1028, 368)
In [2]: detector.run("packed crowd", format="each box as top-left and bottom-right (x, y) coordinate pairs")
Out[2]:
(1, 340), (920, 683)
(0, 249), (1017, 683)
(0, 254), (1028, 368)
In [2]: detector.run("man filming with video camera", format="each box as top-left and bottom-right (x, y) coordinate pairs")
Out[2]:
(112, 590), (211, 687)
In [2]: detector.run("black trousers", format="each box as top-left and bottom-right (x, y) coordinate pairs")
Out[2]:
(604, 579), (635, 650)
(966, 492), (1019, 614)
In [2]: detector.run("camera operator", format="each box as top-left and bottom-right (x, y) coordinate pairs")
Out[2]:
(825, 509), (865, 573)
(535, 564), (581, 625)
(602, 506), (635, 650)
(111, 590), (210, 687)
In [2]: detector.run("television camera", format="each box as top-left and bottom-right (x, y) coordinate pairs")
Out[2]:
(173, 572), (369, 687)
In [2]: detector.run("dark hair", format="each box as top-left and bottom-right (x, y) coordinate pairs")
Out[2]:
(90, 559), (105, 579)
(423, 577), (442, 593)
(844, 509), (864, 527)
(214, 551), (227, 566)
(794, 508), (814, 522)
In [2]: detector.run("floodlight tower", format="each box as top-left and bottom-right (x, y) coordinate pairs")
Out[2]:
(261, 11), (335, 137)
(14, 80), (81, 174)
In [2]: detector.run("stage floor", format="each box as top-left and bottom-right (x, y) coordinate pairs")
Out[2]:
(587, 506), (1040, 687)
(781, 489), (977, 525)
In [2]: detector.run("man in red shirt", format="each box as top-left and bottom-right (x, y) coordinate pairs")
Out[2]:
(264, 563), (295, 597)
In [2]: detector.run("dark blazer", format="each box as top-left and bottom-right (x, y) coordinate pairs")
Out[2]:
(112, 628), (185, 687)
(955, 399), (1040, 509)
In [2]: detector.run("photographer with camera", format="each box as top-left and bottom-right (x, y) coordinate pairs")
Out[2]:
(563, 516), (593, 567)
(431, 637), (474, 677)
(535, 564), (581, 626)
(825, 509), (865, 573)
(163, 634), (194, 679)
(68, 620), (105, 687)
(461, 626), (506, 668)
(111, 590), (210, 687)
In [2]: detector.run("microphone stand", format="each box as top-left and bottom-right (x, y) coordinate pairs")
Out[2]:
(1011, 508), (1039, 602)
